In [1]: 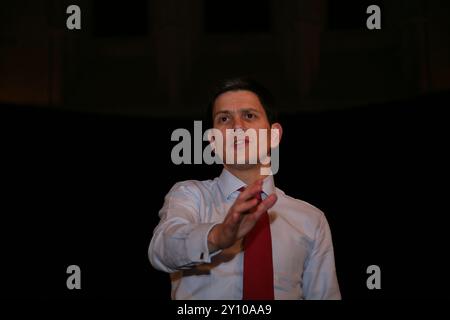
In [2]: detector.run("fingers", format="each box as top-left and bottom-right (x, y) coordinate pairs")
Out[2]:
(233, 197), (259, 215)
(248, 193), (278, 221)
(237, 178), (264, 202)
(227, 178), (276, 228)
(263, 193), (278, 209)
(231, 211), (242, 224)
(234, 178), (274, 216)
(232, 193), (278, 225)
(222, 191), (278, 247)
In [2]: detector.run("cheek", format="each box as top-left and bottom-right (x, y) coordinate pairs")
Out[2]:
(213, 129), (229, 148)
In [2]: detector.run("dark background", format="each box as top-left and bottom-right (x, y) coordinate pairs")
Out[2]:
(1, 0), (449, 299)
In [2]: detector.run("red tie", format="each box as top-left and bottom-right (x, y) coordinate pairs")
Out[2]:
(241, 189), (275, 300)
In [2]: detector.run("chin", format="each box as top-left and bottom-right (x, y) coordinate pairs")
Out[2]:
(226, 163), (261, 171)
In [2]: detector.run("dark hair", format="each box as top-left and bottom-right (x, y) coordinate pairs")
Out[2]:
(205, 77), (277, 129)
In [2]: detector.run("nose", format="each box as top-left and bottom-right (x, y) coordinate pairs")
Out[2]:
(233, 117), (245, 131)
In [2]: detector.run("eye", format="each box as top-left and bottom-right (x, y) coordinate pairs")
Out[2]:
(218, 115), (229, 123)
(245, 112), (255, 119)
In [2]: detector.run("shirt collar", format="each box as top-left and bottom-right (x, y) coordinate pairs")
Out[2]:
(218, 168), (276, 200)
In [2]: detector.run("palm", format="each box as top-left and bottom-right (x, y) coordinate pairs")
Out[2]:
(209, 179), (277, 251)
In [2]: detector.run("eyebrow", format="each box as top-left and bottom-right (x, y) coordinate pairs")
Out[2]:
(213, 108), (261, 118)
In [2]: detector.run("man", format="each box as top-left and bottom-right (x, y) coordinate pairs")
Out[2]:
(149, 78), (341, 299)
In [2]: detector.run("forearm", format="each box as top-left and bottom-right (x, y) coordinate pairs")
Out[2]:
(149, 220), (220, 273)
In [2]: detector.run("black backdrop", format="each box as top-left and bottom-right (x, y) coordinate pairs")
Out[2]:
(1, 91), (448, 299)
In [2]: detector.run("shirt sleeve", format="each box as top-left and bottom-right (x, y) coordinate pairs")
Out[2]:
(302, 212), (341, 300)
(148, 182), (221, 273)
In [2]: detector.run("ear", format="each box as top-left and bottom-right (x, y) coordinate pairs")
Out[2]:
(270, 123), (283, 148)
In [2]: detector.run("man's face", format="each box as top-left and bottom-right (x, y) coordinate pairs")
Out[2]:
(211, 90), (281, 169)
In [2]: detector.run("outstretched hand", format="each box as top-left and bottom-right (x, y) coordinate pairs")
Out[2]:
(207, 178), (278, 252)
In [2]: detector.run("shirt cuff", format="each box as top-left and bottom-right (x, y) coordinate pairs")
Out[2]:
(186, 222), (222, 264)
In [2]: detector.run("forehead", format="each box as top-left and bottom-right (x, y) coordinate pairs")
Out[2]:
(213, 90), (265, 114)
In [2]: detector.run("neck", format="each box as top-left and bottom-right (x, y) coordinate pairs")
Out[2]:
(224, 164), (269, 186)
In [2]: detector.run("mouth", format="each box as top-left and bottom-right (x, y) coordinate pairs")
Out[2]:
(234, 136), (250, 147)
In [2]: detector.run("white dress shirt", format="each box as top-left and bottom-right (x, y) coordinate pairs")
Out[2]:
(149, 169), (341, 300)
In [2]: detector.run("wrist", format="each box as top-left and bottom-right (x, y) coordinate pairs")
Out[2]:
(207, 224), (221, 253)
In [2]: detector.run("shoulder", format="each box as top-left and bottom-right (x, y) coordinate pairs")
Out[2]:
(274, 187), (326, 227)
(167, 178), (219, 199)
(169, 178), (218, 192)
(276, 187), (324, 216)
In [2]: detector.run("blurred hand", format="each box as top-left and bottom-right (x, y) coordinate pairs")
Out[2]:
(207, 178), (277, 252)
